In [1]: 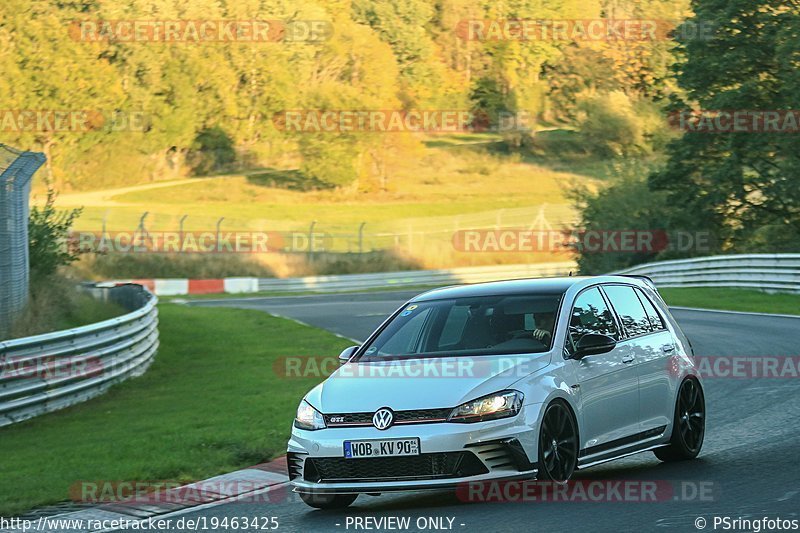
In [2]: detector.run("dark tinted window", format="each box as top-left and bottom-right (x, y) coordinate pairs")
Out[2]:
(603, 285), (651, 337)
(635, 288), (665, 331)
(569, 288), (618, 350)
(360, 293), (564, 360)
(438, 305), (469, 346)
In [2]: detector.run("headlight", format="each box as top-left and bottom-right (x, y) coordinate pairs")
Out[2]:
(294, 400), (326, 430)
(448, 391), (523, 423)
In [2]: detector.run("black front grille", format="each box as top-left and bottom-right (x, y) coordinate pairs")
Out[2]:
(304, 452), (488, 483)
(324, 408), (452, 427)
(395, 409), (452, 423)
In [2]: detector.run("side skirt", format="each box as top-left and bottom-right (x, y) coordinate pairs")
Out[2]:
(577, 426), (668, 469)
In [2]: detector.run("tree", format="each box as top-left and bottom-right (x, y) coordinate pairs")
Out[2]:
(649, 0), (800, 251)
(569, 159), (672, 274)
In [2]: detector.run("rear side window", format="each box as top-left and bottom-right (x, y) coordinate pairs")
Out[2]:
(569, 287), (619, 349)
(635, 288), (666, 331)
(603, 285), (651, 337)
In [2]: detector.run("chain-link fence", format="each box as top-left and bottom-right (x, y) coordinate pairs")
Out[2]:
(0, 144), (46, 339)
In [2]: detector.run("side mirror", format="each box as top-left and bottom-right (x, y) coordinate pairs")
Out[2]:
(338, 346), (359, 364)
(573, 334), (617, 359)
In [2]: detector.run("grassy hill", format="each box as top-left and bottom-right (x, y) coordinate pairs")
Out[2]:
(48, 132), (659, 275)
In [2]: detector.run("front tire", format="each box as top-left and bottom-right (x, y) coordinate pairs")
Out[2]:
(538, 400), (578, 483)
(299, 492), (358, 510)
(654, 377), (705, 462)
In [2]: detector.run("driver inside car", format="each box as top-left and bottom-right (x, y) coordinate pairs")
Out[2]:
(531, 312), (555, 343)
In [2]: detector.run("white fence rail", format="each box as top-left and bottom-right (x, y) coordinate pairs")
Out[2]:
(616, 253), (800, 293)
(257, 262), (578, 293)
(0, 284), (159, 427)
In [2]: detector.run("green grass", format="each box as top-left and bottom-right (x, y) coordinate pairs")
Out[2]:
(0, 305), (349, 516)
(660, 288), (800, 315)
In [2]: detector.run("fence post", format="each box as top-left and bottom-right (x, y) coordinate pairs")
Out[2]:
(358, 222), (366, 254)
(215, 217), (225, 253)
(135, 211), (150, 249)
(178, 214), (188, 253)
(0, 145), (46, 339)
(308, 220), (317, 262)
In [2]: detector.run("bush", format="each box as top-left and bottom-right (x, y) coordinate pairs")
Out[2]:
(739, 224), (800, 253)
(300, 251), (421, 276)
(576, 92), (670, 157)
(298, 136), (362, 189)
(28, 187), (82, 280)
(187, 126), (237, 176)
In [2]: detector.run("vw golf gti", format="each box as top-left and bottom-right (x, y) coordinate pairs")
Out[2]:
(287, 275), (706, 509)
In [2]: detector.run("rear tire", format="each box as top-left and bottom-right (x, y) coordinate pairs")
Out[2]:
(299, 492), (358, 510)
(654, 378), (705, 462)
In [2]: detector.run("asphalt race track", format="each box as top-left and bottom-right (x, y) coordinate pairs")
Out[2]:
(172, 291), (800, 532)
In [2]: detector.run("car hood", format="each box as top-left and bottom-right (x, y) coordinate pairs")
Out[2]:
(304, 352), (552, 413)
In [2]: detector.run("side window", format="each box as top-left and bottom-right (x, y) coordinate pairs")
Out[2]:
(569, 288), (618, 349)
(603, 285), (651, 337)
(635, 288), (666, 332)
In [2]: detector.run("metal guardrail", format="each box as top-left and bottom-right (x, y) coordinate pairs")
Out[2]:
(0, 284), (159, 427)
(257, 262), (578, 293)
(615, 253), (800, 293)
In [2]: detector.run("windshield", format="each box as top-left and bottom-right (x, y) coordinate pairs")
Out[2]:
(357, 293), (564, 361)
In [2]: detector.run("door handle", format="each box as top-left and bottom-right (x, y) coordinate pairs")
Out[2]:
(661, 344), (675, 353)
(622, 356), (634, 364)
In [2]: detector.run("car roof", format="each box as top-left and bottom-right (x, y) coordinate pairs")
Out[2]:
(410, 275), (653, 302)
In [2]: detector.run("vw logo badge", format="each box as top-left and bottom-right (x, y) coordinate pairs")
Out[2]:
(372, 408), (394, 430)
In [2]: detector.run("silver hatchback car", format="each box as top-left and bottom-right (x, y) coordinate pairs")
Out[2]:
(288, 276), (705, 509)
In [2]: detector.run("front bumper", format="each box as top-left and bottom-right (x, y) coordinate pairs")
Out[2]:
(287, 404), (541, 494)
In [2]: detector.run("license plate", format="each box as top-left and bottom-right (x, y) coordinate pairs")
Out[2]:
(343, 438), (420, 458)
